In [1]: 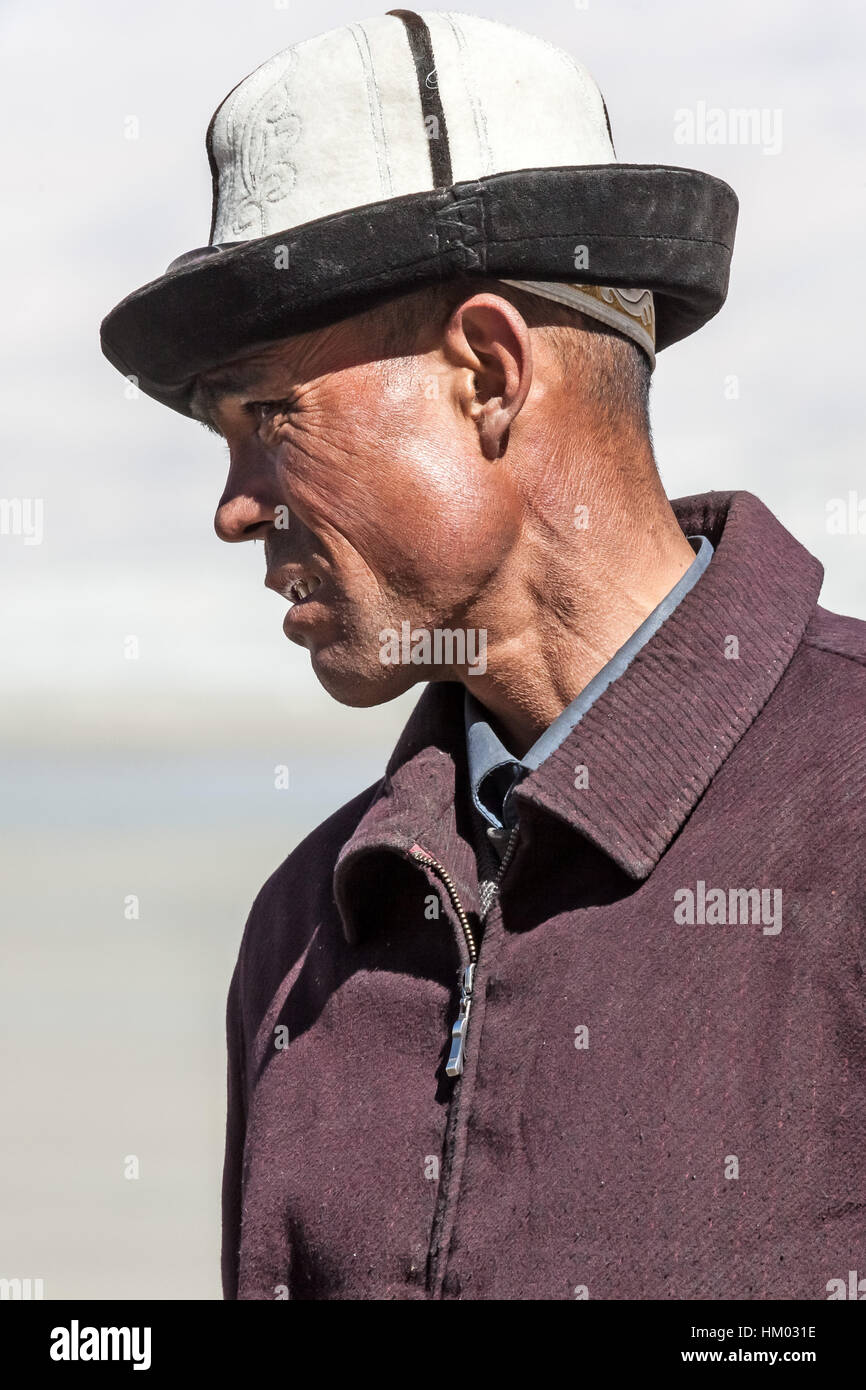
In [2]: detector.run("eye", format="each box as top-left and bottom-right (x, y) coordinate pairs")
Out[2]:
(245, 398), (298, 428)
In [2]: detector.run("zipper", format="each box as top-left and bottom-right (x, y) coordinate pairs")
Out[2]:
(410, 827), (520, 1296)
(410, 827), (519, 1076)
(409, 843), (476, 1077)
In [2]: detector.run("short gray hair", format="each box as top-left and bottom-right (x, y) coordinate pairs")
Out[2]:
(366, 275), (653, 435)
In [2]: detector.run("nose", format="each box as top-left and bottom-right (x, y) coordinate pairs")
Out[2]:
(214, 446), (280, 543)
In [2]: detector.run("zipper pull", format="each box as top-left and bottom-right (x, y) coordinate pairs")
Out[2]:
(446, 963), (475, 1078)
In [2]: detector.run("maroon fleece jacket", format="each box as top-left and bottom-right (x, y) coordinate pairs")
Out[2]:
(221, 490), (866, 1300)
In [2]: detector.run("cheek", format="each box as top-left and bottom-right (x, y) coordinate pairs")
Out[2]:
(275, 413), (518, 596)
(379, 450), (520, 596)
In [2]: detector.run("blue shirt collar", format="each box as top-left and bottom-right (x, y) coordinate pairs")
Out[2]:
(465, 534), (714, 833)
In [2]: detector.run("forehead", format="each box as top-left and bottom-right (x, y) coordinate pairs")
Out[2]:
(188, 339), (299, 425)
(195, 340), (294, 394)
(188, 313), (379, 424)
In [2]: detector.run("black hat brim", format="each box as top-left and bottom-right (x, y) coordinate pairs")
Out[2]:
(100, 163), (738, 417)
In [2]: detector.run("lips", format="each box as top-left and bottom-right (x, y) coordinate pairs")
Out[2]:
(281, 573), (329, 644)
(266, 566), (324, 606)
(266, 566), (329, 642)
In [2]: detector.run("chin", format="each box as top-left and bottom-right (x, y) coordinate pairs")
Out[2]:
(309, 647), (420, 708)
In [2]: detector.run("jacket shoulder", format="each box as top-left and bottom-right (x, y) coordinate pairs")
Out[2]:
(232, 777), (384, 1009)
(803, 603), (866, 667)
(787, 603), (866, 784)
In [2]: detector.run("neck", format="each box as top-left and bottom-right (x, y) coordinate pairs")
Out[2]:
(457, 442), (696, 758)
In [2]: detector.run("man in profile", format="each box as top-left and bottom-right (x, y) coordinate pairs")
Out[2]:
(101, 11), (866, 1300)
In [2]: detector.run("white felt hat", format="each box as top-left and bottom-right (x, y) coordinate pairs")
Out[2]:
(101, 10), (737, 415)
(205, 10), (617, 242)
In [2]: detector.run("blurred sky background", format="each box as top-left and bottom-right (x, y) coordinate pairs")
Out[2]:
(2, 0), (864, 1299)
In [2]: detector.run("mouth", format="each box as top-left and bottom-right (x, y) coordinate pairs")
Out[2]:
(266, 565), (330, 643)
(282, 574), (323, 606)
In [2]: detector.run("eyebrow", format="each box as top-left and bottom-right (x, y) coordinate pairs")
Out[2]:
(189, 368), (269, 434)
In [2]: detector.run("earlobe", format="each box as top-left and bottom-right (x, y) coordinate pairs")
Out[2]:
(466, 366), (517, 460)
(477, 402), (511, 461)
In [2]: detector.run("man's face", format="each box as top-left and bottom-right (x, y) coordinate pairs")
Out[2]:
(195, 307), (523, 705)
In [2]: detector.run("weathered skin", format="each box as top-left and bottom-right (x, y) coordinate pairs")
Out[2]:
(197, 290), (695, 755)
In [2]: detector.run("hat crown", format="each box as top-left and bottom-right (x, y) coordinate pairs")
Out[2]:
(207, 10), (615, 244)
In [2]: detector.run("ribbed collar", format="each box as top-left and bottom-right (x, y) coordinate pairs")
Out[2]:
(333, 491), (824, 941)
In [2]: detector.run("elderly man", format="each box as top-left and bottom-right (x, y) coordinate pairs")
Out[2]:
(102, 11), (865, 1301)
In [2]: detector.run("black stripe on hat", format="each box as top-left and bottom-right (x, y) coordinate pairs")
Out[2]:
(600, 94), (617, 157)
(387, 9), (454, 188)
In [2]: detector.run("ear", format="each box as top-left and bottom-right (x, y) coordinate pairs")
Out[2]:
(443, 293), (533, 460)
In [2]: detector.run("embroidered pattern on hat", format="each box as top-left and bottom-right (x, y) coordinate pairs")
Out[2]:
(231, 82), (303, 238)
(500, 279), (657, 366)
(598, 286), (654, 328)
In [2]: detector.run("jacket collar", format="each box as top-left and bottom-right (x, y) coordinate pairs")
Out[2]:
(334, 491), (823, 940)
(333, 680), (483, 943)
